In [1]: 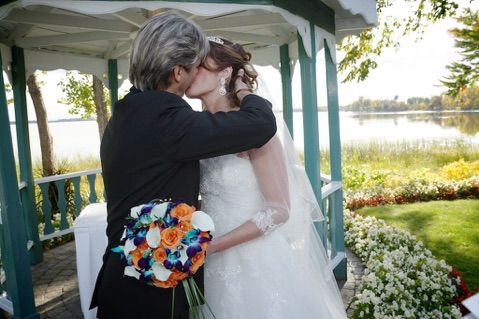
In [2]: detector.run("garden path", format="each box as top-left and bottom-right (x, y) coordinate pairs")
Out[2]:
(23, 241), (364, 318)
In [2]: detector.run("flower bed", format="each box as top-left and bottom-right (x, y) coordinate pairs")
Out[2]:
(344, 176), (479, 211)
(344, 209), (464, 318)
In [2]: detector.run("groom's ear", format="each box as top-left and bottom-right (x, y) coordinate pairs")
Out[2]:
(171, 65), (183, 83)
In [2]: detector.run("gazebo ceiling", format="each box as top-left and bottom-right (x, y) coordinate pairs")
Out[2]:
(0, 0), (376, 83)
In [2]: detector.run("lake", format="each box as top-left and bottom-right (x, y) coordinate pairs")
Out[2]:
(291, 110), (479, 150)
(9, 110), (479, 160)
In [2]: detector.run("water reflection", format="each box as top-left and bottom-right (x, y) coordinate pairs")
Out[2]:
(350, 111), (479, 136)
(17, 111), (476, 159)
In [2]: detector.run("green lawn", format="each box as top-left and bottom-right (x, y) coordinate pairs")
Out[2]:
(356, 199), (479, 291)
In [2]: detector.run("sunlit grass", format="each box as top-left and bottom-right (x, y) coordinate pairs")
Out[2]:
(318, 139), (479, 190)
(320, 139), (479, 176)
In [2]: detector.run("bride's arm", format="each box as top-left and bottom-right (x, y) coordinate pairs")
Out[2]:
(206, 134), (290, 257)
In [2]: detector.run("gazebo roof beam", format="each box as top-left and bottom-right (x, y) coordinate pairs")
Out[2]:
(197, 12), (287, 30)
(103, 40), (117, 60)
(7, 23), (34, 41)
(267, 25), (296, 44)
(108, 40), (132, 60)
(15, 31), (129, 48)
(4, 8), (135, 33)
(112, 9), (148, 28)
(205, 30), (286, 46)
(28, 46), (106, 59)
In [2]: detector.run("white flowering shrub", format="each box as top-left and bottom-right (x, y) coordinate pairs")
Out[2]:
(344, 209), (462, 319)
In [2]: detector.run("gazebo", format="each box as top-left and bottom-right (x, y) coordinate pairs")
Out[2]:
(0, 1), (376, 318)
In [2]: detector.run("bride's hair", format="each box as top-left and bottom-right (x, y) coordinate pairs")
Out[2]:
(203, 37), (258, 105)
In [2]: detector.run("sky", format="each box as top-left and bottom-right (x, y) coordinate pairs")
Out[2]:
(336, 0), (479, 105)
(255, 0), (479, 107)
(7, 1), (477, 120)
(335, 18), (459, 105)
(255, 8), (469, 107)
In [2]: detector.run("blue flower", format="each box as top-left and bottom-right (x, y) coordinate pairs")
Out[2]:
(111, 245), (127, 261)
(163, 248), (183, 270)
(133, 228), (148, 246)
(162, 213), (178, 228)
(182, 229), (211, 258)
(137, 256), (150, 270)
(139, 268), (154, 283)
(138, 205), (154, 224)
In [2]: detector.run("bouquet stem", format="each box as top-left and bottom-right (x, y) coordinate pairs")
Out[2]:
(183, 278), (216, 319)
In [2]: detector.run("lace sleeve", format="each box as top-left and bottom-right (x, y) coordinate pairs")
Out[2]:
(249, 134), (290, 236)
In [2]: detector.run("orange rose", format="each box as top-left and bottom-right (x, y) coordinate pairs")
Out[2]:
(170, 269), (189, 282)
(161, 227), (182, 248)
(152, 269), (189, 288)
(138, 239), (150, 251)
(200, 241), (209, 251)
(200, 231), (211, 238)
(130, 248), (143, 267)
(170, 203), (195, 222)
(153, 246), (167, 262)
(153, 277), (176, 289)
(189, 251), (206, 274)
(177, 220), (193, 232)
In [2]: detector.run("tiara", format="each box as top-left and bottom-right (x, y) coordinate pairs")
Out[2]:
(208, 36), (224, 44)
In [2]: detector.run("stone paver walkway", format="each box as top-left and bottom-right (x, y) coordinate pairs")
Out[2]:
(21, 241), (364, 318)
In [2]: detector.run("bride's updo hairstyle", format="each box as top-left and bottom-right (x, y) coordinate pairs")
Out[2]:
(204, 36), (259, 105)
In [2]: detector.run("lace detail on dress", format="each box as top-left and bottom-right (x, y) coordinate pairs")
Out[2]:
(251, 207), (285, 236)
(199, 154), (348, 318)
(200, 155), (263, 236)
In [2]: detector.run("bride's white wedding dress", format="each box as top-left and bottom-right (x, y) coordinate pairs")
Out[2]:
(200, 153), (348, 319)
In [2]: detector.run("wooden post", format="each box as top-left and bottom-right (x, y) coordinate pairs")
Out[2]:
(324, 40), (347, 281)
(297, 26), (322, 209)
(11, 46), (42, 264)
(0, 49), (40, 319)
(297, 26), (330, 247)
(280, 44), (294, 137)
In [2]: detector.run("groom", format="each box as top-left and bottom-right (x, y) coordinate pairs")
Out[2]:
(90, 10), (276, 319)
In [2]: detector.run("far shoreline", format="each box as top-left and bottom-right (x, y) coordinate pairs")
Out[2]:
(10, 117), (95, 125)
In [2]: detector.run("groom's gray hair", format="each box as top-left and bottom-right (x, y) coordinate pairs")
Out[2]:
(129, 10), (209, 91)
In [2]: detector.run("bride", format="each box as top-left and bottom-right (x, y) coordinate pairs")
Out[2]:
(185, 36), (348, 319)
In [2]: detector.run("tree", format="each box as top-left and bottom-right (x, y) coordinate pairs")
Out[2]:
(440, 8), (479, 96)
(338, 0), (464, 83)
(58, 72), (110, 140)
(92, 76), (109, 140)
(26, 72), (56, 176)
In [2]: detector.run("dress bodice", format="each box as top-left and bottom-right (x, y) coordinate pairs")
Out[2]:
(199, 154), (348, 319)
(200, 155), (263, 236)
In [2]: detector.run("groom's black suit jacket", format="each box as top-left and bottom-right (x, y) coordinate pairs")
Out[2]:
(91, 87), (276, 319)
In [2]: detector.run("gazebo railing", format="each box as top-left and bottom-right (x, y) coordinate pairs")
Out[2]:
(20, 169), (341, 248)
(17, 167), (344, 278)
(20, 168), (104, 242)
(319, 173), (346, 272)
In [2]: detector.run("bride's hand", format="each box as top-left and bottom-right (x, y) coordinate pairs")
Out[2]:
(205, 239), (216, 258)
(234, 69), (252, 101)
(206, 236), (224, 258)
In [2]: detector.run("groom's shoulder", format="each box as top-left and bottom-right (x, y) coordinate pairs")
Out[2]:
(123, 89), (190, 109)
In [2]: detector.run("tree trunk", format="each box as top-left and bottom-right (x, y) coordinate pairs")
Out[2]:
(92, 75), (109, 140)
(26, 72), (56, 176)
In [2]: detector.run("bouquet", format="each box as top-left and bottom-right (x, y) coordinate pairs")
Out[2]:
(111, 198), (215, 318)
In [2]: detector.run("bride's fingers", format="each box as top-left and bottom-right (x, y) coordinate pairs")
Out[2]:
(234, 69), (247, 90)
